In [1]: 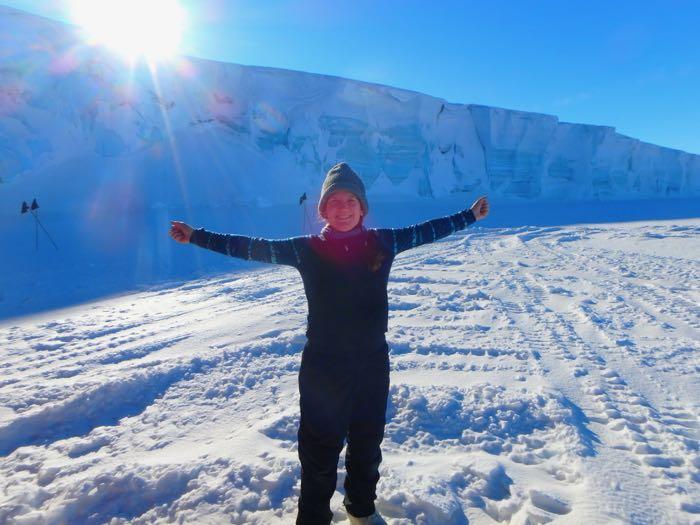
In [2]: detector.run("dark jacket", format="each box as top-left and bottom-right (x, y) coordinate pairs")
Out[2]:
(190, 207), (476, 342)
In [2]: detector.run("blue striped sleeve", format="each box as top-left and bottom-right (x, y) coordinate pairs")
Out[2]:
(189, 229), (304, 268)
(374, 208), (476, 256)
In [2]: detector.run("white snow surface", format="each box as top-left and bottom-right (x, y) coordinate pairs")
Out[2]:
(1, 219), (699, 524)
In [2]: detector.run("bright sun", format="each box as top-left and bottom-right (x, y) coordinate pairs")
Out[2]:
(71, 0), (186, 62)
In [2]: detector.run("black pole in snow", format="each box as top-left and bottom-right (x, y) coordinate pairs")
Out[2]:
(31, 211), (59, 250)
(20, 198), (59, 251)
(299, 192), (311, 234)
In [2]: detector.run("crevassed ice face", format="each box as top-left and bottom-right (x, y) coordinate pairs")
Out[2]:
(324, 190), (363, 232)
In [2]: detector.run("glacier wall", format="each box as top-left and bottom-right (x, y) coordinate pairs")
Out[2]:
(0, 4), (699, 217)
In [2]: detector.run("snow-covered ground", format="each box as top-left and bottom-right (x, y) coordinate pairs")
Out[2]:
(1, 5), (699, 524)
(1, 217), (698, 525)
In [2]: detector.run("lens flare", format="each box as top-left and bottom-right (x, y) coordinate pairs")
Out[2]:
(70, 0), (186, 62)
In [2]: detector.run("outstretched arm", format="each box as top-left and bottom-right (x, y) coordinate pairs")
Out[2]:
(374, 196), (489, 256)
(170, 221), (304, 268)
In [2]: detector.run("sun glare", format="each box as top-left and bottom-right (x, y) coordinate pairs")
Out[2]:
(71, 0), (186, 62)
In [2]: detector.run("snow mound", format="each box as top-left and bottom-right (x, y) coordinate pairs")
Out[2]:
(385, 384), (593, 465)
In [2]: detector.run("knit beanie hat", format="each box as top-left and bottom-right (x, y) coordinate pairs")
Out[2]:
(318, 162), (369, 216)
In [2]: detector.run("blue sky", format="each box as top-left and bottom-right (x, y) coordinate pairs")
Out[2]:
(4, 0), (699, 154)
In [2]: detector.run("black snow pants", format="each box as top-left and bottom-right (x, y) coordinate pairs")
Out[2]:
(295, 334), (390, 525)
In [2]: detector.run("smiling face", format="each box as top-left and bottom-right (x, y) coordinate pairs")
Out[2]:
(322, 190), (364, 232)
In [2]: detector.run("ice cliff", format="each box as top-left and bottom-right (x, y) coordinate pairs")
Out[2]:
(1, 4), (698, 217)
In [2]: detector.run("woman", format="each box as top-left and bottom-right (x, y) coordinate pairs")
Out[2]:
(169, 162), (490, 524)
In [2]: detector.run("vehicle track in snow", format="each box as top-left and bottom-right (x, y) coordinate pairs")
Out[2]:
(509, 224), (699, 524)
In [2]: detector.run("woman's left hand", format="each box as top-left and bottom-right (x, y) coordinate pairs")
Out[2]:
(470, 196), (490, 221)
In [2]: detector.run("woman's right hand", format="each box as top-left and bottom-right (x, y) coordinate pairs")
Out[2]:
(469, 195), (490, 221)
(169, 220), (194, 244)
